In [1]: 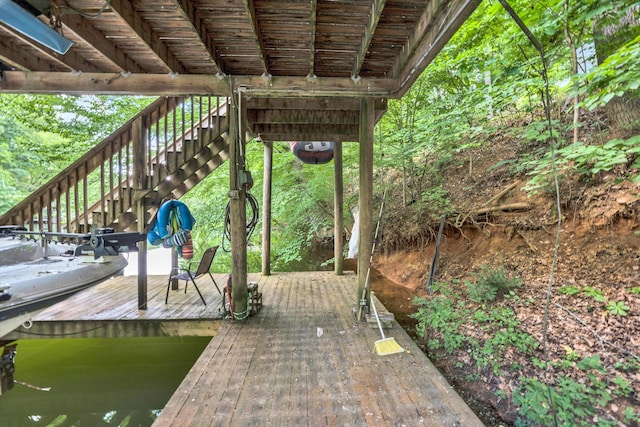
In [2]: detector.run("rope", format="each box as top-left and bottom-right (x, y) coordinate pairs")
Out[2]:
(221, 192), (259, 252)
(233, 309), (250, 321)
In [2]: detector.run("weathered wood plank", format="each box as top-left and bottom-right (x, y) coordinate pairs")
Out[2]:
(152, 272), (483, 426)
(7, 271), (482, 425)
(5, 274), (227, 339)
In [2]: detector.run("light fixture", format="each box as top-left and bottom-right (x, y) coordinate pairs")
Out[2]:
(0, 0), (72, 55)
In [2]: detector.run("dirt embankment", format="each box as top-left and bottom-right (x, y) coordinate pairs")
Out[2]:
(370, 139), (640, 425)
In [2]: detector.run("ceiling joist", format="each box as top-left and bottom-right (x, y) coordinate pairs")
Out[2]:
(242, 0), (270, 77)
(57, 14), (142, 73)
(172, 0), (223, 74)
(352, 0), (386, 79)
(108, 0), (182, 73)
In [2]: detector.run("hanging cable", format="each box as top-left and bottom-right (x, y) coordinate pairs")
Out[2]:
(221, 192), (259, 252)
(498, 2), (562, 425)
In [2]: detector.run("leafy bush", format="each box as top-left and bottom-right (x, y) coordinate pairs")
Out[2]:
(512, 355), (638, 427)
(412, 284), (538, 375)
(467, 264), (523, 302)
(411, 294), (470, 355)
(523, 134), (640, 193)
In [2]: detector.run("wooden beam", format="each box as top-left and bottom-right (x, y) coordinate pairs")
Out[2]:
(333, 141), (344, 275)
(392, 0), (481, 97)
(352, 0), (386, 78)
(250, 123), (359, 142)
(247, 97), (378, 110)
(243, 0), (271, 76)
(172, 0), (224, 73)
(390, 0), (444, 80)
(247, 97), (388, 118)
(357, 98), (374, 313)
(59, 14), (144, 73)
(0, 22), (74, 72)
(247, 109), (359, 124)
(0, 37), (52, 71)
(261, 141), (273, 276)
(108, 0), (183, 73)
(0, 71), (396, 97)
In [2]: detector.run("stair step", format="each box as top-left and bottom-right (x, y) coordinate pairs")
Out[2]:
(183, 139), (197, 158)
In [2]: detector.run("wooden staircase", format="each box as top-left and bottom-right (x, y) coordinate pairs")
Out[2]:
(0, 96), (230, 234)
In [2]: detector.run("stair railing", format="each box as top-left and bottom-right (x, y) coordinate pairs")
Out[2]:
(0, 95), (228, 233)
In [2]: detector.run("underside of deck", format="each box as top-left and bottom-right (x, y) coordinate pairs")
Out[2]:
(153, 271), (483, 426)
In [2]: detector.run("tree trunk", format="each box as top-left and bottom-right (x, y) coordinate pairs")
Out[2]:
(593, 6), (640, 128)
(564, 0), (580, 143)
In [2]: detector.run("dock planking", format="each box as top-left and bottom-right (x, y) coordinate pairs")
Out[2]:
(5, 273), (234, 340)
(153, 271), (484, 426)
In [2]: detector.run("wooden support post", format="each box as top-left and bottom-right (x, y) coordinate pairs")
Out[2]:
(261, 140), (273, 276)
(136, 201), (148, 310)
(171, 247), (179, 290)
(228, 91), (248, 319)
(357, 98), (374, 311)
(333, 141), (344, 275)
(132, 115), (148, 310)
(132, 116), (146, 190)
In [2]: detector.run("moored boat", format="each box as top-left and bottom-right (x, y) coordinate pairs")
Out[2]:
(0, 227), (144, 339)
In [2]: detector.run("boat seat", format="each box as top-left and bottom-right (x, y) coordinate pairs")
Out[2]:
(166, 246), (221, 306)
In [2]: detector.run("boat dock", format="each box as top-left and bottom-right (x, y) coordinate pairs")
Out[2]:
(5, 272), (237, 340)
(8, 271), (483, 426)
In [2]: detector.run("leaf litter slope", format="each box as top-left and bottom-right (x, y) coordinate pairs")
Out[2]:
(371, 132), (640, 425)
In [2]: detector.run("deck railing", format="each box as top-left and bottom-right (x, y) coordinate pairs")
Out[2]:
(0, 96), (229, 233)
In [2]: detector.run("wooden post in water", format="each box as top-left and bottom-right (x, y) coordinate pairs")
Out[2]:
(228, 90), (248, 318)
(333, 140), (344, 275)
(262, 140), (273, 276)
(357, 98), (374, 311)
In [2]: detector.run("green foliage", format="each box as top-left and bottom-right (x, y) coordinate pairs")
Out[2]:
(580, 286), (632, 317)
(559, 285), (581, 295)
(611, 374), (634, 397)
(512, 355), (631, 426)
(0, 117), (30, 213)
(470, 305), (539, 375)
(412, 283), (537, 375)
(579, 34), (640, 110)
(411, 295), (470, 354)
(0, 94), (154, 216)
(523, 133), (640, 193)
(467, 264), (523, 303)
(583, 286), (606, 302)
(623, 406), (640, 424)
(606, 300), (630, 317)
(182, 139), (348, 273)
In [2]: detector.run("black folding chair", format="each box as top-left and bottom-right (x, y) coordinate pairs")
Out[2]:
(166, 246), (221, 306)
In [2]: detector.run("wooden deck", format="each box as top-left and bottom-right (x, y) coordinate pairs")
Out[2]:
(6, 270), (483, 425)
(153, 271), (483, 426)
(5, 272), (237, 339)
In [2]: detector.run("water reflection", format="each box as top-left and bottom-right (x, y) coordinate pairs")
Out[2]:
(0, 336), (210, 427)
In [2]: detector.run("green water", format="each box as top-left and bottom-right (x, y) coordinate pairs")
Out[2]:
(0, 336), (210, 427)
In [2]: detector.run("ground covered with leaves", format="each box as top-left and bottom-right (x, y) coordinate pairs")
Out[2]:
(371, 134), (640, 426)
